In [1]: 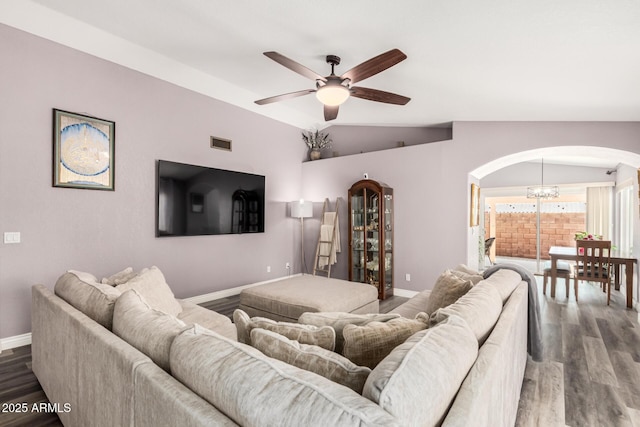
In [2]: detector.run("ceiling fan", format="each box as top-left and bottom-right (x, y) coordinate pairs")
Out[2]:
(254, 49), (411, 121)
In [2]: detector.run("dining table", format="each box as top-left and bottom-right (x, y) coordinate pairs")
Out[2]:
(548, 246), (637, 308)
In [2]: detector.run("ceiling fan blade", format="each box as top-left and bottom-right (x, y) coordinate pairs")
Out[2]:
(341, 49), (407, 84)
(324, 105), (339, 121)
(255, 89), (316, 105)
(263, 52), (326, 82)
(350, 86), (411, 105)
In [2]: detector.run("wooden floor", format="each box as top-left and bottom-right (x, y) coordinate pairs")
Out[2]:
(2, 282), (639, 426)
(515, 278), (640, 427)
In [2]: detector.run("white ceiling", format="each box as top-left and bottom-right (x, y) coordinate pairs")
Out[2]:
(2, 0), (640, 133)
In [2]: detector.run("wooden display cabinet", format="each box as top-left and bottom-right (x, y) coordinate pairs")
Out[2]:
(348, 179), (394, 299)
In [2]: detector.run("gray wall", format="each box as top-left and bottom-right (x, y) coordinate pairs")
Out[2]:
(321, 125), (452, 158)
(302, 122), (640, 296)
(0, 24), (305, 339)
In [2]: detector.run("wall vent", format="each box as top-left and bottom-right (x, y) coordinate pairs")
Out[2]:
(210, 136), (232, 151)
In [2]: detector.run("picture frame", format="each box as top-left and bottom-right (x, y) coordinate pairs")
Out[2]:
(470, 183), (480, 227)
(53, 109), (115, 190)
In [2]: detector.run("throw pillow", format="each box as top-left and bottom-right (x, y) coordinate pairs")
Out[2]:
(112, 289), (186, 372)
(250, 328), (371, 394)
(424, 270), (473, 315)
(298, 312), (400, 354)
(101, 267), (137, 286)
(115, 266), (182, 316)
(342, 317), (428, 369)
(428, 281), (502, 344)
(481, 268), (522, 304)
(233, 309), (335, 351)
(451, 269), (484, 285)
(454, 263), (481, 275)
(54, 270), (122, 330)
(363, 315), (478, 427)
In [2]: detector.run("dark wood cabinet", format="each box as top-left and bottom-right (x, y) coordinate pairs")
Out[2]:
(348, 179), (394, 300)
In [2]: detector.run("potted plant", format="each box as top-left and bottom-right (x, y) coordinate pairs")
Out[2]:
(302, 130), (332, 160)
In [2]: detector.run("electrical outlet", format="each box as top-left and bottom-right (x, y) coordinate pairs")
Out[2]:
(4, 232), (20, 244)
(285, 262), (290, 269)
(405, 273), (411, 281)
(266, 266), (271, 273)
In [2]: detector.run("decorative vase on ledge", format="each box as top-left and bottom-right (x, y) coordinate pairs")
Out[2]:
(302, 129), (331, 161)
(309, 149), (322, 161)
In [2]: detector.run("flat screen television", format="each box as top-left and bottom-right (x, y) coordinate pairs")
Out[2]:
(156, 160), (265, 237)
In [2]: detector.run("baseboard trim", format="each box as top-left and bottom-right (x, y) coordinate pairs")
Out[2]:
(183, 273), (302, 305)
(0, 332), (32, 353)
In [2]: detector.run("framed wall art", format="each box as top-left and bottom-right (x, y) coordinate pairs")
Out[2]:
(53, 109), (115, 190)
(470, 183), (480, 227)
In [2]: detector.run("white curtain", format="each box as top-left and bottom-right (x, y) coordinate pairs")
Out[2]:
(586, 186), (612, 239)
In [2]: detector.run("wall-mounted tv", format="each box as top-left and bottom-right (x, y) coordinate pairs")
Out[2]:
(156, 160), (265, 237)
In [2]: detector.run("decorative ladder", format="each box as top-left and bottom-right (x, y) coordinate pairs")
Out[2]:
(313, 198), (341, 277)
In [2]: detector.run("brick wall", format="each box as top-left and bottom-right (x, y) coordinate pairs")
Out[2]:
(491, 212), (585, 259)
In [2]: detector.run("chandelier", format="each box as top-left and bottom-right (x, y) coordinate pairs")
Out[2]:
(526, 158), (559, 199)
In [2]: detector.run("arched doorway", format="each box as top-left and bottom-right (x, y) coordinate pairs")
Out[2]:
(469, 146), (640, 276)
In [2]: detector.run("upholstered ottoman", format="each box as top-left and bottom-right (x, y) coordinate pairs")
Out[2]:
(239, 275), (379, 322)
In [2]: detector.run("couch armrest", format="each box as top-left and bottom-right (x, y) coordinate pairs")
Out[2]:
(388, 289), (431, 318)
(32, 284), (152, 427)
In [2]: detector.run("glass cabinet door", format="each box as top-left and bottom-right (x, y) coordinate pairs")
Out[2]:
(349, 179), (393, 300)
(383, 192), (393, 295)
(350, 191), (365, 283)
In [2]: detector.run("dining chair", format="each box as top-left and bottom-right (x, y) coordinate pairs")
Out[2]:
(543, 261), (573, 299)
(574, 239), (612, 304)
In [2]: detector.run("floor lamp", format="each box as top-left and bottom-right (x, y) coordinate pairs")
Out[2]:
(291, 199), (313, 274)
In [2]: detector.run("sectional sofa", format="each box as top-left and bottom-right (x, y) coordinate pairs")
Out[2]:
(31, 265), (529, 426)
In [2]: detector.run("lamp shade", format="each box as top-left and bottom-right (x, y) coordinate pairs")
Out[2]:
(315, 85), (350, 106)
(291, 199), (313, 218)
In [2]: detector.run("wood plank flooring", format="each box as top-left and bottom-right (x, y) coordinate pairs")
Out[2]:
(1, 281), (638, 426)
(515, 277), (640, 427)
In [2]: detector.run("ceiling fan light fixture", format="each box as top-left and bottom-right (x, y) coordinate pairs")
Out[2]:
(315, 84), (350, 106)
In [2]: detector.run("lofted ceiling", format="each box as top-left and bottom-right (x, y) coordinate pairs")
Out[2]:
(2, 0), (639, 133)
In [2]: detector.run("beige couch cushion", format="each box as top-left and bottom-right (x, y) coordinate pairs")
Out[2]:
(388, 289), (431, 318)
(342, 317), (428, 369)
(451, 268), (484, 285)
(427, 281), (503, 344)
(233, 309), (335, 351)
(424, 269), (473, 315)
(480, 268), (523, 304)
(363, 315), (478, 427)
(298, 312), (400, 354)
(101, 267), (137, 286)
(170, 325), (399, 427)
(443, 283), (529, 427)
(250, 328), (371, 394)
(116, 266), (182, 316)
(178, 299), (237, 341)
(112, 289), (186, 372)
(54, 271), (121, 330)
(239, 276), (379, 321)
